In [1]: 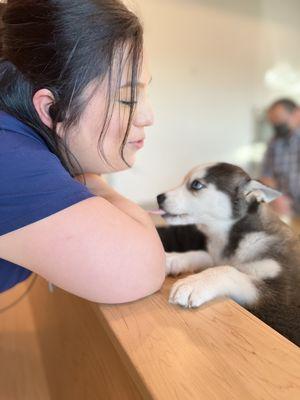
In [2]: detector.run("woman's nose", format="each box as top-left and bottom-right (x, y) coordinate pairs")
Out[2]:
(134, 99), (154, 128)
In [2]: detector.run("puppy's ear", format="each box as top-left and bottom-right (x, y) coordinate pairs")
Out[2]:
(243, 180), (282, 203)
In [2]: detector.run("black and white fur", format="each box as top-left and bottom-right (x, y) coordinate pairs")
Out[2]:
(157, 162), (300, 346)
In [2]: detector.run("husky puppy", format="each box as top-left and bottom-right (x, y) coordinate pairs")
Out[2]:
(157, 162), (300, 346)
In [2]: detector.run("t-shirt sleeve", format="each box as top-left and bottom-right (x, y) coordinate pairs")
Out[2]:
(0, 137), (96, 236)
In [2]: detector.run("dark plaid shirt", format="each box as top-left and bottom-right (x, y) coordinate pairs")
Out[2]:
(262, 131), (300, 214)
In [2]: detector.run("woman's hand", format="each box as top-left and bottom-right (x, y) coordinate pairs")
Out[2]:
(75, 173), (116, 198)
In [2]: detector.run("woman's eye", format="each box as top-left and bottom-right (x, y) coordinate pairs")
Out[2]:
(190, 180), (206, 191)
(119, 100), (137, 107)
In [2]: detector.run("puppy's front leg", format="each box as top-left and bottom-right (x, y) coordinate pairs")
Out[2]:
(169, 266), (259, 308)
(166, 251), (213, 276)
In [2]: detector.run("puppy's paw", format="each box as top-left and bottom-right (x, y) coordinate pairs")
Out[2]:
(166, 253), (189, 276)
(169, 270), (218, 308)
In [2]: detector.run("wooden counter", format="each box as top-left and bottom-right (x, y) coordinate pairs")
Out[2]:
(29, 276), (300, 400)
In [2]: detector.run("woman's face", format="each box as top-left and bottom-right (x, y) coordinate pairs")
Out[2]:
(63, 53), (154, 175)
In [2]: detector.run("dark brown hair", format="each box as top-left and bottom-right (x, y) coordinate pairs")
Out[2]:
(0, 0), (143, 175)
(269, 98), (298, 113)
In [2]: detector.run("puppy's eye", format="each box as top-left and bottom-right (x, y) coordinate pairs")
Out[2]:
(190, 180), (206, 191)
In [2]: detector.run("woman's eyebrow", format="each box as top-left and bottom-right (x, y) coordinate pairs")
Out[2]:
(120, 76), (152, 89)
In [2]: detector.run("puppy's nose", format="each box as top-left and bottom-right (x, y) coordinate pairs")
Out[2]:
(157, 193), (166, 206)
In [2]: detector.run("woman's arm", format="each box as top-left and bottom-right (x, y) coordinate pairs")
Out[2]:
(0, 195), (166, 304)
(76, 173), (155, 229)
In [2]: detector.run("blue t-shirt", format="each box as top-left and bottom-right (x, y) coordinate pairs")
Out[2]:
(0, 111), (95, 292)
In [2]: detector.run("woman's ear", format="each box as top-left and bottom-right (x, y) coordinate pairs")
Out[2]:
(32, 89), (55, 129)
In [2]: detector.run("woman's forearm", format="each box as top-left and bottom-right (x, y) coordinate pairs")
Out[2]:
(101, 190), (156, 229)
(77, 174), (155, 229)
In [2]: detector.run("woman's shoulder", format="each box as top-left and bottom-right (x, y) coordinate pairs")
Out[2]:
(0, 111), (73, 181)
(0, 113), (63, 180)
(0, 109), (47, 143)
(0, 111), (95, 238)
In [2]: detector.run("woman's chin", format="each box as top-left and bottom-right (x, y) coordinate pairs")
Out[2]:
(122, 152), (137, 168)
(112, 157), (136, 173)
(98, 150), (137, 173)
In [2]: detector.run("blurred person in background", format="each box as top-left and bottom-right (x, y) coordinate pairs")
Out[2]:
(260, 98), (300, 217)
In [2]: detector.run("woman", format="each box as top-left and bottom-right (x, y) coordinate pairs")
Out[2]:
(0, 0), (166, 303)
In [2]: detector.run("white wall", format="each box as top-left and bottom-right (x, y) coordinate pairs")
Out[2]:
(110, 0), (300, 205)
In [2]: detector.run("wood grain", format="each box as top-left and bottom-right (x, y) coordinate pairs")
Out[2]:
(29, 277), (143, 400)
(0, 277), (50, 400)
(28, 275), (300, 400)
(97, 276), (300, 400)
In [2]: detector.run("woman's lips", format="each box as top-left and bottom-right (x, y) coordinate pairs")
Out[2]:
(128, 139), (145, 149)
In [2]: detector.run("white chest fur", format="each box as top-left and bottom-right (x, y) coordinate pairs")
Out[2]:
(207, 234), (228, 265)
(229, 232), (277, 265)
(207, 230), (278, 265)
